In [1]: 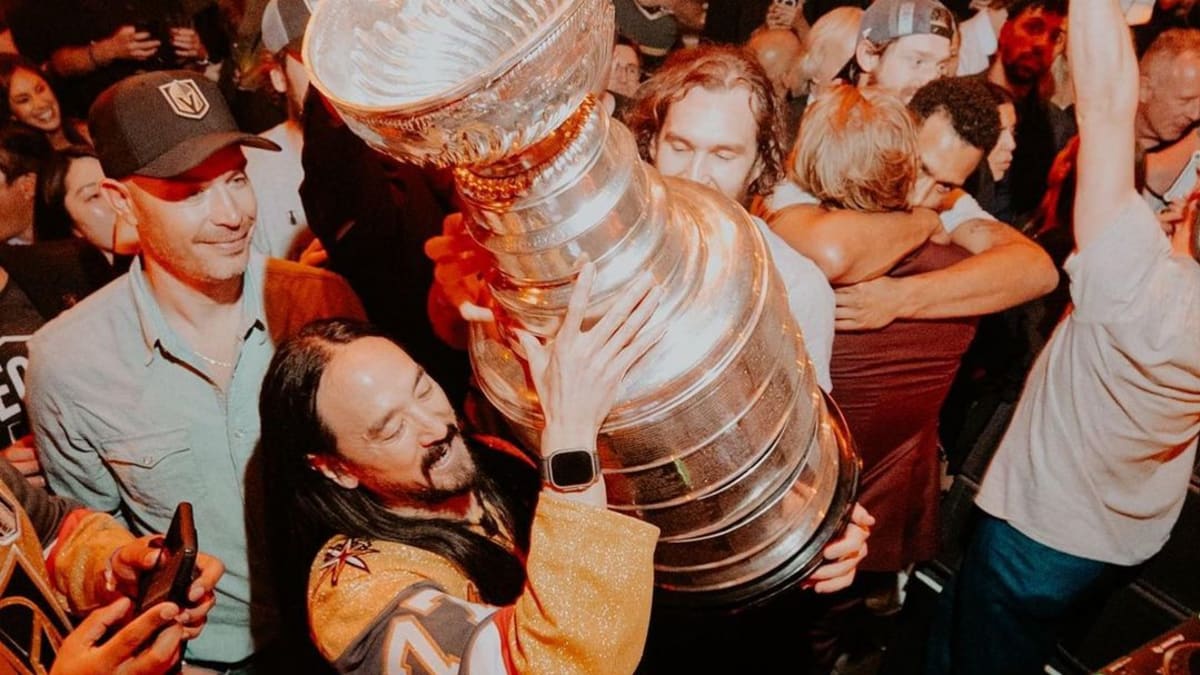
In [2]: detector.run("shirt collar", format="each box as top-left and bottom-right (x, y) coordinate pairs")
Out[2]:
(129, 254), (270, 366)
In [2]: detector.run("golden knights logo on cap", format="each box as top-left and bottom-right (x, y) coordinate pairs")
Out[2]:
(158, 79), (211, 120)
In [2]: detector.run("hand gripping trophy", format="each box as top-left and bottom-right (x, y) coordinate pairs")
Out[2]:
(304, 0), (858, 609)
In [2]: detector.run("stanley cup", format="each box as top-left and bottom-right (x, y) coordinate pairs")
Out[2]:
(304, 0), (858, 607)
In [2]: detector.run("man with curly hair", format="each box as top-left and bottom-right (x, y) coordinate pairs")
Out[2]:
(622, 44), (838, 391)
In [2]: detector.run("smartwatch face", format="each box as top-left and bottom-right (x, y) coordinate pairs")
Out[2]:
(549, 451), (596, 486)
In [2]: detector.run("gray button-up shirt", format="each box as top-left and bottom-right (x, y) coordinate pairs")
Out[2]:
(28, 254), (363, 662)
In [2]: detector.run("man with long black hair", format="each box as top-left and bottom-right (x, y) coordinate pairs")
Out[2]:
(260, 263), (667, 673)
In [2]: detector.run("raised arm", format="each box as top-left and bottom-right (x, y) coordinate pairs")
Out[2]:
(1071, 0), (1140, 248)
(769, 204), (943, 284)
(310, 263), (664, 675)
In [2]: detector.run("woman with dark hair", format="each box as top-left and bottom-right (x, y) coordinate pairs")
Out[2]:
(0, 55), (90, 150)
(33, 145), (132, 271)
(966, 80), (1019, 214)
(259, 266), (666, 672)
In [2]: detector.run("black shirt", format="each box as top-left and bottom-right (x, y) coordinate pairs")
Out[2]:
(8, 0), (226, 117)
(0, 278), (41, 448)
(299, 90), (471, 406)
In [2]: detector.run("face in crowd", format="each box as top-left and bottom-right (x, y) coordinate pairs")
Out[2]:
(997, 6), (1066, 88)
(61, 155), (123, 253)
(310, 336), (477, 509)
(0, 165), (34, 242)
(1139, 49), (1200, 147)
(650, 85), (764, 206)
(860, 33), (954, 103)
(911, 111), (986, 208)
(7, 67), (62, 136)
(270, 50), (311, 121)
(107, 145), (258, 288)
(988, 102), (1017, 181)
(609, 43), (642, 99)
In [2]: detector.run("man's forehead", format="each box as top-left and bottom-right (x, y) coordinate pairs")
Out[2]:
(918, 113), (981, 178)
(324, 337), (419, 389)
(1158, 50), (1200, 86)
(173, 146), (249, 182)
(664, 85), (757, 130)
(614, 44), (639, 63)
(888, 33), (952, 58)
(318, 338), (421, 424)
(1012, 7), (1065, 26)
(127, 146), (248, 199)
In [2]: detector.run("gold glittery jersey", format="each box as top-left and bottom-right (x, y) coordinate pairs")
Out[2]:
(0, 460), (135, 674)
(308, 493), (659, 674)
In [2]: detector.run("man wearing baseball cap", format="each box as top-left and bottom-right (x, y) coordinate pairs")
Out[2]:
(25, 70), (363, 670)
(855, 0), (958, 103)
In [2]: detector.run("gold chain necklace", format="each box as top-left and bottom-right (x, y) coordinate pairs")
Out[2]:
(192, 349), (234, 369)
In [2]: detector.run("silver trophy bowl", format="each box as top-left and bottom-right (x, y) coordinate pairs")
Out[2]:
(305, 0), (858, 608)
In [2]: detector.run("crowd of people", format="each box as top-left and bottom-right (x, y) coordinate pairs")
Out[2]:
(0, 0), (1196, 673)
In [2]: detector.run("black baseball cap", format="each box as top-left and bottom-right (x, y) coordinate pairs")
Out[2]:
(89, 71), (279, 179)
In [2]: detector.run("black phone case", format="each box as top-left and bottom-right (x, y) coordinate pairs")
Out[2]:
(136, 502), (198, 612)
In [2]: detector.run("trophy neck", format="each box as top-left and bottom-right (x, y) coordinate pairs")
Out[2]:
(455, 98), (660, 291)
(455, 96), (599, 201)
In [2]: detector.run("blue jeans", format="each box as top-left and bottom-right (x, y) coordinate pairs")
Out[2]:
(926, 514), (1124, 675)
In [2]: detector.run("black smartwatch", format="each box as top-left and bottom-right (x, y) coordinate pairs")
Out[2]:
(541, 447), (601, 492)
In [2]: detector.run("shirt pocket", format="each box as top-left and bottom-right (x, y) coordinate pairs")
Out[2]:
(100, 428), (206, 521)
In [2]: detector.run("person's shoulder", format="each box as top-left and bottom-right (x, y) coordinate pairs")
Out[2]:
(307, 534), (472, 661)
(765, 179), (820, 214)
(30, 274), (132, 355)
(265, 257), (347, 285)
(262, 258), (364, 341)
(27, 275), (134, 394)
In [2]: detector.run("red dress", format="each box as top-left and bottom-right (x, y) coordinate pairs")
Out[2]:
(830, 243), (978, 572)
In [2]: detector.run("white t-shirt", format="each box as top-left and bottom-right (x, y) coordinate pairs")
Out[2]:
(764, 179), (996, 234)
(246, 121), (313, 260)
(976, 196), (1200, 566)
(753, 216), (835, 392)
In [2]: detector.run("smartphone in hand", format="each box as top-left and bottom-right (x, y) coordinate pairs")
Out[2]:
(136, 502), (198, 613)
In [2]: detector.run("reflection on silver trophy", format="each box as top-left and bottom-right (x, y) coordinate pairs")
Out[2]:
(304, 0), (858, 607)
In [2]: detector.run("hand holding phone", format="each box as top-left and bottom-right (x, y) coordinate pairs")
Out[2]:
(53, 597), (185, 675)
(136, 503), (198, 614)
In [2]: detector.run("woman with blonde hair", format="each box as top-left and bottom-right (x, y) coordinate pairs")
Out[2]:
(790, 84), (920, 212)
(766, 83), (925, 218)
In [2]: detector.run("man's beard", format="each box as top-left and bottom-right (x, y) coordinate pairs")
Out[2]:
(409, 423), (478, 506)
(1003, 54), (1046, 86)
